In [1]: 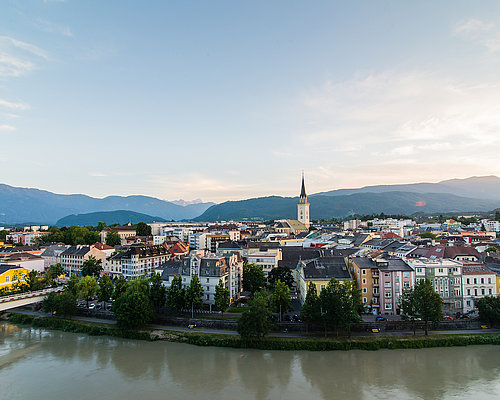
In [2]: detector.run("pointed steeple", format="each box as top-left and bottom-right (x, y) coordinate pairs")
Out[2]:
(299, 172), (307, 203)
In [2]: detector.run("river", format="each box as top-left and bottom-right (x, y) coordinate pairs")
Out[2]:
(1, 322), (500, 400)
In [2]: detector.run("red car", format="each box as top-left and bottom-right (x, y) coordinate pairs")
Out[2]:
(443, 315), (454, 320)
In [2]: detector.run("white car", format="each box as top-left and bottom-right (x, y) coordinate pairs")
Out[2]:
(88, 303), (96, 310)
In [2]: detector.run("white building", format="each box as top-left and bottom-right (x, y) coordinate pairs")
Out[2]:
(121, 245), (170, 278)
(462, 264), (497, 314)
(246, 251), (281, 276)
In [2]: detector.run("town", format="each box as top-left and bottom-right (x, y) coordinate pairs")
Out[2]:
(2, 176), (500, 337)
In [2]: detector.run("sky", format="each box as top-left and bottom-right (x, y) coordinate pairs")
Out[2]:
(2, 1), (500, 203)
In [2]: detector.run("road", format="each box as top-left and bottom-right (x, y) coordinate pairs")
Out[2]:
(9, 309), (500, 338)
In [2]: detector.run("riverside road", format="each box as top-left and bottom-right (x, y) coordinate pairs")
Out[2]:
(10, 309), (500, 338)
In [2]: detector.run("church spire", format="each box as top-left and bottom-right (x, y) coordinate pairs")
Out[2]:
(299, 172), (307, 203)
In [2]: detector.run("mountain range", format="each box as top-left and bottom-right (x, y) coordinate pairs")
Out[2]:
(56, 210), (164, 227)
(2, 176), (500, 225)
(0, 184), (214, 225)
(195, 176), (500, 221)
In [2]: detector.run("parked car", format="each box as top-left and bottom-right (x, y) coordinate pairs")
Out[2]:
(375, 316), (387, 321)
(95, 303), (102, 310)
(443, 314), (454, 320)
(88, 304), (96, 310)
(77, 302), (86, 308)
(106, 304), (113, 311)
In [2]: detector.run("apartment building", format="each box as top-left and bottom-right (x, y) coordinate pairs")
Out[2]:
(121, 245), (170, 278)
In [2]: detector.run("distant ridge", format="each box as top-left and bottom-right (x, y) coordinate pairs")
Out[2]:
(56, 210), (165, 227)
(0, 184), (214, 225)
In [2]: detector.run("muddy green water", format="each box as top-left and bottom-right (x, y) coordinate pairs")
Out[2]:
(1, 323), (500, 400)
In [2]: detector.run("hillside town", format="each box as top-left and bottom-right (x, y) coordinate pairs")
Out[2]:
(2, 175), (500, 320)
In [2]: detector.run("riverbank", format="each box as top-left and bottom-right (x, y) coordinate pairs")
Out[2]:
(7, 312), (500, 351)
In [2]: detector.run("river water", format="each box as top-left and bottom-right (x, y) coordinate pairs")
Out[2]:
(1, 323), (500, 400)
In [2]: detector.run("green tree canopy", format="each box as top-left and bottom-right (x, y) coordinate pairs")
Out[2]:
(149, 272), (166, 312)
(301, 282), (320, 329)
(136, 222), (152, 236)
(243, 263), (266, 294)
(166, 275), (185, 312)
(214, 279), (230, 317)
(237, 289), (273, 340)
(413, 278), (443, 335)
(476, 296), (500, 325)
(267, 266), (294, 289)
(418, 232), (437, 239)
(81, 255), (103, 277)
(270, 280), (291, 321)
(105, 230), (121, 247)
(113, 275), (127, 300)
(78, 275), (98, 306)
(319, 279), (361, 336)
(98, 274), (114, 304)
(66, 273), (80, 297)
(185, 275), (204, 312)
(113, 281), (154, 329)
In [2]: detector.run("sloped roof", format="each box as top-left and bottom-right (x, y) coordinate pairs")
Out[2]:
(301, 256), (351, 280)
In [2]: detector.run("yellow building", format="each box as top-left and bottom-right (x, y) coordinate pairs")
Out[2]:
(0, 265), (29, 291)
(348, 257), (379, 314)
(496, 274), (500, 295)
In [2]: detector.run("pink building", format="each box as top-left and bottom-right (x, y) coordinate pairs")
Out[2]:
(377, 258), (415, 315)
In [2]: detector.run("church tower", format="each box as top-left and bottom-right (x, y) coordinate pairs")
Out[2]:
(297, 173), (310, 229)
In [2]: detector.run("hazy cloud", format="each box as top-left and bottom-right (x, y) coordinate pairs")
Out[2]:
(0, 36), (49, 78)
(0, 98), (30, 110)
(34, 18), (73, 37)
(0, 124), (16, 132)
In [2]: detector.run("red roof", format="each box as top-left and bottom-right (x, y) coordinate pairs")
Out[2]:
(92, 242), (114, 250)
(379, 232), (402, 239)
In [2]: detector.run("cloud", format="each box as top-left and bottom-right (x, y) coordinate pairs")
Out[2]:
(0, 36), (49, 77)
(0, 124), (15, 132)
(0, 98), (30, 110)
(292, 69), (500, 190)
(454, 18), (500, 53)
(34, 18), (73, 38)
(455, 19), (494, 34)
(90, 172), (108, 177)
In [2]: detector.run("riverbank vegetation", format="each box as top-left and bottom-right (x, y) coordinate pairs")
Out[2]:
(8, 312), (500, 352)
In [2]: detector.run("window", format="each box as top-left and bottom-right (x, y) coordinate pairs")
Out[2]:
(466, 300), (471, 306)
(321, 284), (326, 290)
(362, 288), (367, 293)
(438, 268), (444, 273)
(488, 278), (492, 284)
(363, 297), (367, 303)
(474, 278), (477, 284)
(474, 289), (478, 296)
(481, 278), (485, 284)
(417, 268), (423, 273)
(373, 298), (378, 304)
(362, 269), (366, 275)
(362, 278), (366, 284)
(384, 273), (390, 277)
(206, 294), (209, 300)
(482, 289), (485, 295)
(5, 276), (9, 282)
(467, 278), (470, 284)
(404, 282), (410, 288)
(384, 292), (391, 298)
(207, 286), (210, 291)
(373, 288), (378, 294)
(489, 289), (492, 295)
(467, 289), (471, 295)
(206, 278), (209, 283)
(384, 282), (391, 287)
(385, 304), (392, 310)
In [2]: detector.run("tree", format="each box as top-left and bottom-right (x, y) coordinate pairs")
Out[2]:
(419, 232), (437, 239)
(42, 292), (57, 314)
(413, 278), (442, 335)
(98, 274), (114, 306)
(237, 289), (273, 340)
(476, 296), (500, 325)
(301, 282), (320, 331)
(45, 263), (64, 286)
(54, 291), (77, 318)
(66, 273), (80, 297)
(0, 229), (8, 242)
(149, 272), (166, 313)
(136, 222), (152, 236)
(25, 270), (40, 291)
(113, 281), (154, 329)
(270, 280), (291, 321)
(185, 275), (203, 317)
(401, 287), (418, 335)
(78, 275), (98, 307)
(166, 275), (185, 312)
(319, 279), (361, 336)
(81, 256), (102, 277)
(243, 263), (266, 294)
(485, 246), (498, 253)
(105, 230), (121, 247)
(113, 275), (127, 300)
(96, 221), (107, 232)
(267, 266), (294, 289)
(214, 279), (230, 318)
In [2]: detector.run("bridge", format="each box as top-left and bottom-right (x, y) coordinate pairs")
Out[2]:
(0, 287), (64, 311)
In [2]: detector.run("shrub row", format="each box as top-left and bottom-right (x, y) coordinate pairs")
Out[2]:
(8, 313), (153, 341)
(181, 333), (500, 351)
